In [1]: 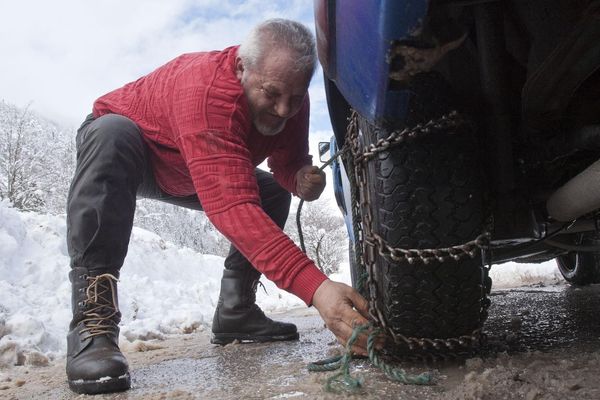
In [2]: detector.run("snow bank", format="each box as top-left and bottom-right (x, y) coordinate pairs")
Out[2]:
(489, 261), (563, 288)
(0, 201), (302, 365)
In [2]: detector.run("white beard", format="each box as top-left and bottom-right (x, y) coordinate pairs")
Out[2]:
(253, 118), (286, 136)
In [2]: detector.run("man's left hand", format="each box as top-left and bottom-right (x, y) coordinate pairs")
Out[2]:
(295, 165), (326, 201)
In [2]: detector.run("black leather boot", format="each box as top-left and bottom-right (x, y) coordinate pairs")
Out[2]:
(66, 268), (131, 394)
(211, 268), (299, 344)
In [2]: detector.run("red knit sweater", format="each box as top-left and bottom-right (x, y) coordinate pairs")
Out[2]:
(93, 46), (328, 305)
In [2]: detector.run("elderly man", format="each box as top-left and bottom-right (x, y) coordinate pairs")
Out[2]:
(65, 18), (369, 394)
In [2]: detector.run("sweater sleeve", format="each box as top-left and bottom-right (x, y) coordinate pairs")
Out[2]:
(176, 129), (328, 304)
(267, 98), (313, 195)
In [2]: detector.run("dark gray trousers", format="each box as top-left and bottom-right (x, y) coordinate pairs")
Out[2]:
(66, 113), (291, 276)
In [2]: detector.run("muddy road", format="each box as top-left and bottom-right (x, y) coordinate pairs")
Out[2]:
(2, 284), (600, 399)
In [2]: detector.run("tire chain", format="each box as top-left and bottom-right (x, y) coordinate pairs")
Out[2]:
(341, 109), (491, 356)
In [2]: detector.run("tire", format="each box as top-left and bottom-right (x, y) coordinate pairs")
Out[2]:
(556, 234), (600, 285)
(355, 73), (487, 342)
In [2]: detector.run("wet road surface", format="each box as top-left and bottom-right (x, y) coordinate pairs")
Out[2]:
(2, 284), (600, 399)
(484, 285), (600, 353)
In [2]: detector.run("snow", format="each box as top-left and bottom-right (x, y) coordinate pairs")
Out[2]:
(489, 260), (563, 288)
(0, 200), (303, 365)
(0, 200), (564, 366)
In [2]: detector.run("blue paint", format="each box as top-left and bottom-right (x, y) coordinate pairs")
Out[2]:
(328, 0), (428, 123)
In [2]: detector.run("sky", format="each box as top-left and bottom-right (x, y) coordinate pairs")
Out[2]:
(0, 1), (330, 129)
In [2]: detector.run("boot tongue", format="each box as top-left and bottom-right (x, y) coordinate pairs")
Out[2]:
(83, 274), (120, 334)
(88, 274), (119, 311)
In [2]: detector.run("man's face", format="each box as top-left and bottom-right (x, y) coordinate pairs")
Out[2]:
(237, 49), (311, 136)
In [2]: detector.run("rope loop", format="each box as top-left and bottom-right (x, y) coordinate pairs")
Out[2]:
(308, 324), (433, 393)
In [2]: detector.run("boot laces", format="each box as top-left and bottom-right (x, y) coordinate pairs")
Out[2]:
(249, 280), (271, 320)
(252, 280), (269, 296)
(81, 274), (120, 338)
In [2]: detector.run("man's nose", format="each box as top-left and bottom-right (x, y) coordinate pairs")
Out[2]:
(274, 98), (292, 118)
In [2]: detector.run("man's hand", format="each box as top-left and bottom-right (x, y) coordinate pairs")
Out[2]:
(295, 165), (326, 201)
(311, 279), (372, 356)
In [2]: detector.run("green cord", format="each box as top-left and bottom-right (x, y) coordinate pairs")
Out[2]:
(307, 355), (343, 372)
(367, 328), (432, 385)
(356, 271), (368, 293)
(307, 324), (368, 392)
(308, 324), (433, 393)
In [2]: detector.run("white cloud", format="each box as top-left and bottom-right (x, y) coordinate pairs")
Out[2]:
(0, 0), (326, 127)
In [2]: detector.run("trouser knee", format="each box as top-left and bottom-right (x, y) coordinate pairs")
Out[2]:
(75, 114), (146, 166)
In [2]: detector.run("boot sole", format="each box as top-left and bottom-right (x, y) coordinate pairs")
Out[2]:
(68, 372), (131, 394)
(211, 332), (300, 345)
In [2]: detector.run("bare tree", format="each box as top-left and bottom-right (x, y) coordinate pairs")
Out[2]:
(0, 101), (75, 212)
(0, 102), (44, 210)
(134, 200), (231, 256)
(286, 199), (347, 275)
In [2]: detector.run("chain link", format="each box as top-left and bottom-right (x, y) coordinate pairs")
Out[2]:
(371, 231), (491, 265)
(341, 109), (491, 355)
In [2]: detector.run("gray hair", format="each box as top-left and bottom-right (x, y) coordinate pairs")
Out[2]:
(238, 18), (317, 77)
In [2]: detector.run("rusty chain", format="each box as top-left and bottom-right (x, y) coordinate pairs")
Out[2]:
(341, 109), (491, 355)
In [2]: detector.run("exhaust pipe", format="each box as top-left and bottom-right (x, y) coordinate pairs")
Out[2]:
(546, 159), (600, 222)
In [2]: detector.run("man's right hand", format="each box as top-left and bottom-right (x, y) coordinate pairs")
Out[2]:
(295, 165), (326, 201)
(311, 279), (372, 356)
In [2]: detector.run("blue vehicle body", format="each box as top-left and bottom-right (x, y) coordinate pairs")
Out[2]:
(316, 0), (428, 125)
(316, 0), (430, 245)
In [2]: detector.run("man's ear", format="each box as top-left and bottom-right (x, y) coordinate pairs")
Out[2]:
(235, 57), (244, 81)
